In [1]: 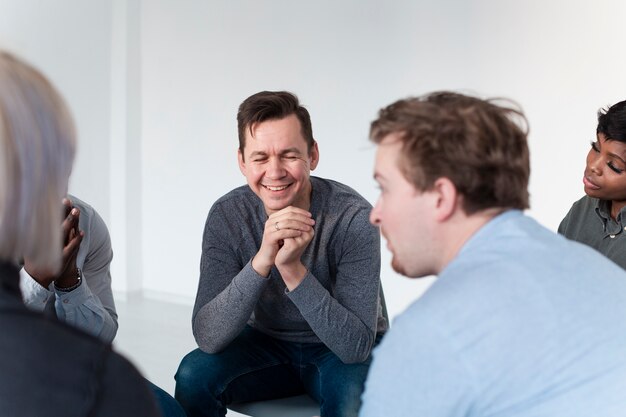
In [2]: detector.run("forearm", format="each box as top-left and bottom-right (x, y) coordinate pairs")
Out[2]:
(193, 261), (268, 352)
(288, 272), (379, 364)
(54, 282), (119, 342)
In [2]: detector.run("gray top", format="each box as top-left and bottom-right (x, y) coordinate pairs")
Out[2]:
(558, 195), (626, 270)
(19, 195), (118, 342)
(192, 176), (387, 364)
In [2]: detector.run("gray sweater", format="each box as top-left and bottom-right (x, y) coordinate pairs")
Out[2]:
(192, 176), (387, 364)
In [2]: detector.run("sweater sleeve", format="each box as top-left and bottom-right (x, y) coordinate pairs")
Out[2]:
(19, 200), (118, 343)
(191, 204), (269, 353)
(55, 206), (118, 342)
(287, 207), (382, 363)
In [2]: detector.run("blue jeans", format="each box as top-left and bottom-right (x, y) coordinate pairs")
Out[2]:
(147, 379), (187, 417)
(175, 326), (380, 417)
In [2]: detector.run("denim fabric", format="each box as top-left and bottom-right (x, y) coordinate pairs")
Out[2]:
(175, 326), (380, 417)
(147, 379), (187, 417)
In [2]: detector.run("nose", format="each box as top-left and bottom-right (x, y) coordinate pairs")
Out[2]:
(588, 152), (602, 175)
(266, 156), (286, 179)
(370, 200), (381, 226)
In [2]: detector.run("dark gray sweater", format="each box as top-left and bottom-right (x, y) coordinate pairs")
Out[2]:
(192, 176), (387, 364)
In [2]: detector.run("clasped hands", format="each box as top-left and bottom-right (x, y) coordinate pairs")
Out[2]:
(251, 206), (315, 291)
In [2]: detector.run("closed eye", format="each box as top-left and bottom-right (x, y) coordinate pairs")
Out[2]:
(608, 162), (624, 174)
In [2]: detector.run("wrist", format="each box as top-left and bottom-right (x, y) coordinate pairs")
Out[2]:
(55, 267), (82, 291)
(24, 266), (56, 289)
(276, 262), (307, 291)
(251, 256), (272, 278)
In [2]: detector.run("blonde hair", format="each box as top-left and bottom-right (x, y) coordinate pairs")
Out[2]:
(0, 51), (76, 272)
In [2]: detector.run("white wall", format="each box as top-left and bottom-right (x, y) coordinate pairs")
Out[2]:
(0, 0), (112, 216)
(139, 0), (476, 308)
(2, 0), (626, 320)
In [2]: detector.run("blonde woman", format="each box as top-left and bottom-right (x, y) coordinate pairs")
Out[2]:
(0, 51), (160, 417)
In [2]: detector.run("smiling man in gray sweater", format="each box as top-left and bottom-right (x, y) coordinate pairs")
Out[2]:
(175, 91), (387, 417)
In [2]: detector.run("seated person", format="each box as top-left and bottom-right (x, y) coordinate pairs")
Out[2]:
(175, 91), (387, 417)
(21, 194), (118, 342)
(360, 91), (626, 416)
(559, 99), (626, 269)
(0, 50), (159, 416)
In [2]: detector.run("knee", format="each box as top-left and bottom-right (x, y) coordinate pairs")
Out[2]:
(175, 350), (204, 388)
(322, 382), (363, 417)
(175, 348), (224, 398)
(321, 386), (362, 417)
(318, 365), (369, 417)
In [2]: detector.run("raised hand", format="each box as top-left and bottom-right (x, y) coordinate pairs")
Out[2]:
(24, 198), (84, 289)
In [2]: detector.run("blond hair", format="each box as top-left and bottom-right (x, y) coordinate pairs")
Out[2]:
(0, 51), (76, 272)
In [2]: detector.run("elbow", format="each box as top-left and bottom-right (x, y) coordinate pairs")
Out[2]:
(340, 350), (371, 365)
(195, 336), (227, 354)
(337, 335), (375, 364)
(341, 355), (366, 365)
(96, 314), (119, 344)
(192, 318), (227, 354)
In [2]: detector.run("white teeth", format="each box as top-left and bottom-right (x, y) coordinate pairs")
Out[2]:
(265, 185), (288, 191)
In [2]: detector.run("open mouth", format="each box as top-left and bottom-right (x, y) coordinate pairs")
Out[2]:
(263, 184), (291, 192)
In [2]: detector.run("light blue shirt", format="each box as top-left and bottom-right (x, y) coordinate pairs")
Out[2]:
(19, 195), (118, 342)
(360, 210), (626, 417)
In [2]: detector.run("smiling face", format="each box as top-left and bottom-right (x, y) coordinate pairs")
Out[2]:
(369, 135), (440, 278)
(238, 114), (319, 215)
(584, 133), (626, 213)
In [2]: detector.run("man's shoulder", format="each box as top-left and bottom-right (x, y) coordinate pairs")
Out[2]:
(206, 185), (262, 228)
(210, 185), (259, 212)
(214, 185), (255, 204)
(67, 194), (110, 235)
(311, 176), (372, 209)
(67, 194), (97, 219)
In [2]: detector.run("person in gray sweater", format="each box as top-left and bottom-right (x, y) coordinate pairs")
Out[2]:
(175, 91), (387, 417)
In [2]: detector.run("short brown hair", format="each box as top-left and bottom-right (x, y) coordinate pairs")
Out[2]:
(370, 91), (530, 214)
(237, 91), (314, 157)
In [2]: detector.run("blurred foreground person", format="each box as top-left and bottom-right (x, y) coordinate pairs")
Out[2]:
(0, 51), (160, 417)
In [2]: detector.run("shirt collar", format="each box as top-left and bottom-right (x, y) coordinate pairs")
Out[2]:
(594, 199), (625, 236)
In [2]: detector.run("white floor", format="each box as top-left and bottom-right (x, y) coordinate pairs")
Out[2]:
(112, 292), (260, 417)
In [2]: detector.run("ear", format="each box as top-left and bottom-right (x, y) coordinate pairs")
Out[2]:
(238, 148), (246, 176)
(432, 177), (459, 222)
(309, 140), (320, 171)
